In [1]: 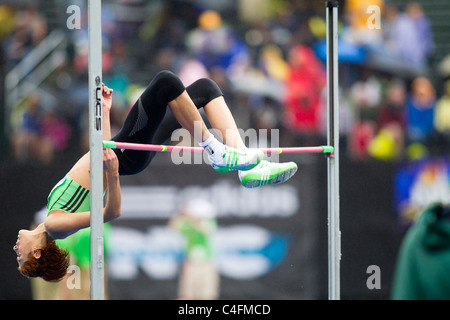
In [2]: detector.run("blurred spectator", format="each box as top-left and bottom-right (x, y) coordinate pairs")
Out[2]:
(437, 54), (450, 80)
(238, 0), (273, 25)
(434, 80), (450, 136)
(249, 96), (282, 151)
(178, 56), (210, 86)
(10, 93), (48, 163)
(383, 2), (433, 71)
(112, 0), (147, 42)
(282, 45), (326, 143)
(368, 80), (406, 161)
(405, 77), (436, 144)
(258, 44), (289, 82)
(349, 69), (383, 122)
(5, 3), (47, 69)
(41, 110), (71, 153)
(391, 203), (450, 300)
(368, 126), (397, 161)
(347, 69), (382, 159)
(169, 198), (219, 300)
(404, 2), (434, 68)
(382, 4), (400, 55)
(349, 121), (376, 159)
(377, 80), (406, 130)
(429, 79), (450, 153)
(10, 93), (70, 164)
(0, 4), (16, 41)
(186, 10), (250, 74)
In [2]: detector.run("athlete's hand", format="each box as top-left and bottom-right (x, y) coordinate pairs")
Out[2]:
(103, 148), (119, 176)
(102, 147), (121, 223)
(102, 83), (114, 112)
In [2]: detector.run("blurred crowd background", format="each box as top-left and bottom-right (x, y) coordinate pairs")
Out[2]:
(1, 0), (449, 165)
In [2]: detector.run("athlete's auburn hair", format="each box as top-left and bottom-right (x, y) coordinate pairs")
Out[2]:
(18, 233), (70, 282)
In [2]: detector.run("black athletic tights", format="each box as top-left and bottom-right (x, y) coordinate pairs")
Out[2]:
(111, 70), (223, 175)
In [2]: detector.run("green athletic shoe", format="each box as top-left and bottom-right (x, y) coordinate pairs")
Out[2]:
(209, 146), (263, 173)
(238, 160), (298, 188)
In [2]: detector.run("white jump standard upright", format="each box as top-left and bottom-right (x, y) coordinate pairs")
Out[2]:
(88, 0), (104, 300)
(326, 0), (341, 301)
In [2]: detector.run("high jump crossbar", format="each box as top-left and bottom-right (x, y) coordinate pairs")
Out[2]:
(88, 0), (104, 300)
(102, 140), (334, 155)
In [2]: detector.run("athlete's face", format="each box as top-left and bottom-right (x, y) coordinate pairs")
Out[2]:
(13, 229), (39, 268)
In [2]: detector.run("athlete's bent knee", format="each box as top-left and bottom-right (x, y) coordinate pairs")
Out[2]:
(151, 70), (186, 102)
(187, 78), (224, 109)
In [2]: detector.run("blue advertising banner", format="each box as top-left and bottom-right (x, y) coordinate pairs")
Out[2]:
(394, 157), (450, 228)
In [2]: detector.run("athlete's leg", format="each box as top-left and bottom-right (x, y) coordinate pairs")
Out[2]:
(185, 78), (247, 149)
(186, 78), (298, 187)
(150, 76), (297, 187)
(112, 71), (260, 175)
(152, 78), (245, 148)
(203, 96), (247, 149)
(169, 89), (263, 172)
(112, 70), (187, 175)
(167, 90), (211, 142)
(151, 77), (225, 145)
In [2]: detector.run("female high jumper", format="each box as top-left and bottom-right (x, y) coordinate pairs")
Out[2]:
(13, 70), (297, 282)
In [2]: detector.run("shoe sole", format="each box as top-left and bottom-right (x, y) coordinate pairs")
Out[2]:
(241, 163), (298, 188)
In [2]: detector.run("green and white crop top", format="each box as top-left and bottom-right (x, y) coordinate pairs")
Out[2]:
(47, 175), (91, 215)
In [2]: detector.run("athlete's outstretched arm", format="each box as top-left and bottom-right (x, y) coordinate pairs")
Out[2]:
(65, 84), (114, 188)
(102, 148), (121, 222)
(44, 149), (121, 239)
